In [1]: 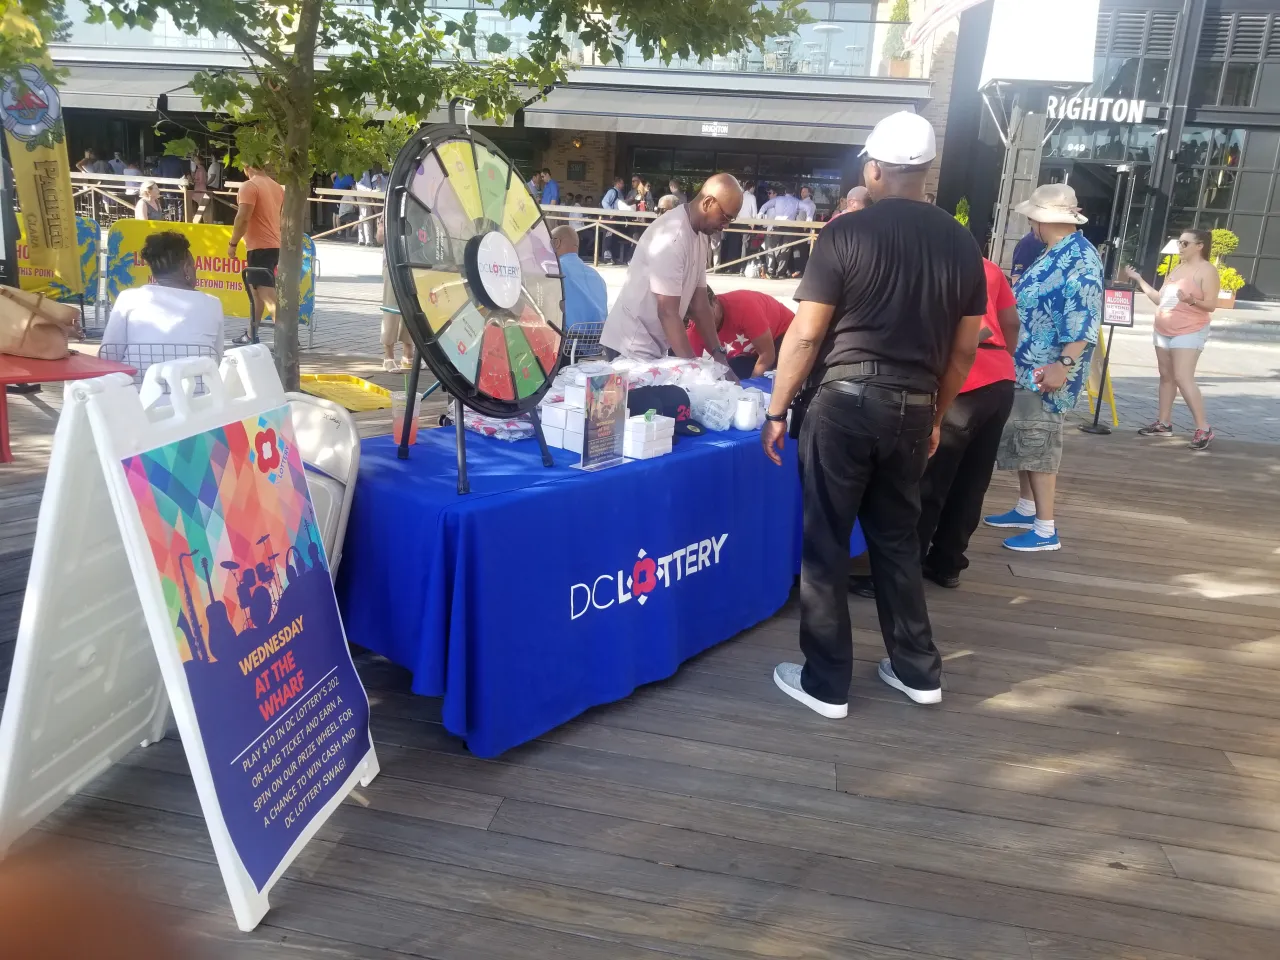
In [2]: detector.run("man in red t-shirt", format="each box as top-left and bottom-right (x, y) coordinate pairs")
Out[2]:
(685, 288), (795, 378)
(917, 258), (1019, 587)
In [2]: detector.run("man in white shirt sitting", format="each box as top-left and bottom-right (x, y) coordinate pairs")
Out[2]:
(101, 231), (225, 376)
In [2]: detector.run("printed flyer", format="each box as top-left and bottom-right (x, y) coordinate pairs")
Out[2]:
(122, 404), (371, 889)
(581, 372), (628, 470)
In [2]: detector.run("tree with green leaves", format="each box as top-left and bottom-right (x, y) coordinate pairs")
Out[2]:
(85, 0), (806, 389)
(0, 1), (65, 83)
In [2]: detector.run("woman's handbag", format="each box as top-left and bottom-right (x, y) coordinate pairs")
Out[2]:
(0, 285), (80, 360)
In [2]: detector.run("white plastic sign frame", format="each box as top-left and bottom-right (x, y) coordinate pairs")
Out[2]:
(0, 346), (378, 931)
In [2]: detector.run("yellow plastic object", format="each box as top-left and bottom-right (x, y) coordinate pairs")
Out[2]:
(299, 374), (392, 412)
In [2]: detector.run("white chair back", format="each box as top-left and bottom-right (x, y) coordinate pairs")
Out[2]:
(286, 392), (359, 577)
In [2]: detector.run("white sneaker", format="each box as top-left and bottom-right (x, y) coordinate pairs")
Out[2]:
(773, 663), (847, 719)
(877, 658), (941, 705)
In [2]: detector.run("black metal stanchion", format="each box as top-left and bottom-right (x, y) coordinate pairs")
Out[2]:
(1079, 325), (1115, 436)
(396, 356), (422, 459)
(453, 395), (470, 494)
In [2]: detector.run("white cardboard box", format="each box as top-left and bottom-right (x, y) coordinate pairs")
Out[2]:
(542, 424), (565, 449)
(540, 402), (569, 430)
(625, 415), (675, 442)
(564, 429), (584, 454)
(623, 436), (672, 460)
(564, 384), (586, 408)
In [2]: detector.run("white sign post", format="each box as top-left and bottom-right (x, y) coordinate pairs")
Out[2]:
(0, 346), (378, 931)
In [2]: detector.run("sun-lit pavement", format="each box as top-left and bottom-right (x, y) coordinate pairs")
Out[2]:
(304, 240), (1280, 445)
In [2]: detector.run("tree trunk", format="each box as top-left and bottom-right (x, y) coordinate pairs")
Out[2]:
(272, 0), (322, 392)
(273, 163), (309, 391)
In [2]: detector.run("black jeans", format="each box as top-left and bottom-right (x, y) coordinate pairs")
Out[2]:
(798, 383), (940, 703)
(918, 379), (1015, 577)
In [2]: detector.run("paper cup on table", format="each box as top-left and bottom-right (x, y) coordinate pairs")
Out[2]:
(734, 396), (759, 431)
(391, 391), (419, 445)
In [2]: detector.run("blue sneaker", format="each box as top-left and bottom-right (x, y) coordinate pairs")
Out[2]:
(983, 508), (1035, 529)
(1003, 529), (1061, 552)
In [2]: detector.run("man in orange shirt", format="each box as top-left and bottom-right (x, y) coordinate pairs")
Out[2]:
(228, 164), (285, 344)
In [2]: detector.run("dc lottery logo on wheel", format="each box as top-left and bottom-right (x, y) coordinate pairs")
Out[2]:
(1, 65), (63, 142)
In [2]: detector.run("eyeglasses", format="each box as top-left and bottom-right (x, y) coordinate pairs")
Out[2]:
(1177, 239), (1192, 247)
(707, 196), (735, 228)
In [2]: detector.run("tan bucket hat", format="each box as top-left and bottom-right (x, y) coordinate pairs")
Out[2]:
(1014, 183), (1088, 225)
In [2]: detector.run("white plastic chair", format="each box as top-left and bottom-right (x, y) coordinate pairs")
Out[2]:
(285, 391), (359, 578)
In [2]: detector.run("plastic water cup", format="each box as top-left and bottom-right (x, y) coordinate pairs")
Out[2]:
(391, 391), (419, 445)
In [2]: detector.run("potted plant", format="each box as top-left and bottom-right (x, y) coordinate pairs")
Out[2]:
(882, 0), (912, 78)
(1210, 228), (1242, 307)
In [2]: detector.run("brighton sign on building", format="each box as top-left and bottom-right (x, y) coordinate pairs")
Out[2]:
(1046, 95), (1148, 124)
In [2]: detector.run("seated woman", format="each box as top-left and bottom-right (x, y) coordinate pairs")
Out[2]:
(685, 288), (794, 379)
(101, 231), (225, 377)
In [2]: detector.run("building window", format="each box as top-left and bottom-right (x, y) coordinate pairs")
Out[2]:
(1220, 63), (1257, 106)
(1137, 59), (1169, 100)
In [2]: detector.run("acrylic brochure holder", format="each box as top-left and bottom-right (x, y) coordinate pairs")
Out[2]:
(0, 346), (378, 932)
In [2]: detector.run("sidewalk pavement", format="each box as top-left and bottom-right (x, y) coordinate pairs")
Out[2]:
(306, 240), (1280, 445)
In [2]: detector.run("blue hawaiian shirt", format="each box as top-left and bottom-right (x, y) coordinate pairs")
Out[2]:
(1012, 231), (1104, 414)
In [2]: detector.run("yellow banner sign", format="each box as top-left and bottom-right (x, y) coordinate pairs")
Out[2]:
(105, 220), (316, 323)
(2, 65), (83, 295)
(17, 215), (98, 301)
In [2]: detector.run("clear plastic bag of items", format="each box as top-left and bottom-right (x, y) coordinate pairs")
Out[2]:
(462, 407), (535, 442)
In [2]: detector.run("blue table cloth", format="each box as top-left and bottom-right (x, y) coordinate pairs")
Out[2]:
(336, 426), (806, 757)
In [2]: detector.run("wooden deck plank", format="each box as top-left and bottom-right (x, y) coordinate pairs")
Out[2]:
(3, 392), (1280, 957)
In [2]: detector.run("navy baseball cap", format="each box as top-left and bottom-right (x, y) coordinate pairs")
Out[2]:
(627, 385), (707, 437)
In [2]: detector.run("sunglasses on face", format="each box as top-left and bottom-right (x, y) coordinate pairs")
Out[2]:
(1178, 238), (1199, 247)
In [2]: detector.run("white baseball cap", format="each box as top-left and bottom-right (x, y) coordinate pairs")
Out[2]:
(859, 111), (937, 166)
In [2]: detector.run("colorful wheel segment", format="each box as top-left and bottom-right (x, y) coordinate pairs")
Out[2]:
(385, 126), (566, 419)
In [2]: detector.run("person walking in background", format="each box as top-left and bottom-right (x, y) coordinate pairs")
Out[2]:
(917, 258), (1020, 588)
(1125, 228), (1218, 449)
(760, 183), (800, 279)
(794, 186), (818, 277)
(540, 168), (560, 205)
(134, 181), (164, 220)
(763, 112), (986, 716)
(228, 164), (285, 344)
(833, 185), (869, 220)
(357, 164), (387, 246)
(107, 151), (126, 175)
(331, 171), (357, 240)
(122, 158), (142, 199)
(600, 176), (625, 264)
(187, 154), (208, 221)
(985, 184), (1103, 552)
(668, 178), (687, 205)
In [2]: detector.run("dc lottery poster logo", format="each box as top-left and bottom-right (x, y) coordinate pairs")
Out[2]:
(570, 533), (729, 621)
(1, 65), (63, 143)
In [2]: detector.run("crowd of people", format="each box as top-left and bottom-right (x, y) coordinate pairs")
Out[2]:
(76, 146), (222, 223)
(592, 110), (1178, 716)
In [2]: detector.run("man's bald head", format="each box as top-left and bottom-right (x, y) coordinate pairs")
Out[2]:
(688, 173), (743, 235)
(550, 224), (579, 256)
(846, 186), (870, 212)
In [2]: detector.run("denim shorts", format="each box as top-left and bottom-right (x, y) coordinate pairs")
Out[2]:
(1153, 326), (1210, 350)
(996, 387), (1063, 475)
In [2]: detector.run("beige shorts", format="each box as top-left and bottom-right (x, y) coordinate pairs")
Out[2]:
(996, 387), (1064, 474)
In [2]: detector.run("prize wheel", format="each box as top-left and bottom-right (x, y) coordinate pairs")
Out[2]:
(384, 124), (565, 419)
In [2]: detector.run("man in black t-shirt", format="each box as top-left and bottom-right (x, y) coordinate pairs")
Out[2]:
(762, 111), (986, 718)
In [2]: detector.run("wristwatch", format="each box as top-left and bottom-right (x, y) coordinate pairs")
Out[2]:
(765, 412), (787, 423)
(1058, 355), (1077, 368)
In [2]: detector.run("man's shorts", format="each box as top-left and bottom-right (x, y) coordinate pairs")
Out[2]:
(246, 247), (280, 287)
(996, 386), (1064, 475)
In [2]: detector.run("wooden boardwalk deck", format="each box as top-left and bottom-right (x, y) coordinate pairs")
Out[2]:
(3, 373), (1280, 959)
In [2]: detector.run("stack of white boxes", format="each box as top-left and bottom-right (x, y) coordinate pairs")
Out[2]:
(539, 399), (586, 454)
(623, 414), (674, 460)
